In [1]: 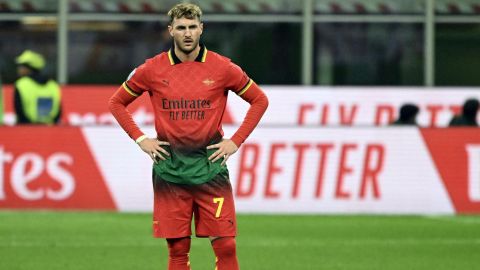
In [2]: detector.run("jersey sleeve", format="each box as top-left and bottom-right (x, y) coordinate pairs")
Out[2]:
(223, 61), (268, 147)
(229, 82), (269, 147)
(108, 59), (152, 142)
(123, 60), (151, 97)
(108, 86), (145, 141)
(225, 62), (253, 96)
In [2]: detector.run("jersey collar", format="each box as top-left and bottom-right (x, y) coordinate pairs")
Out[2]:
(168, 44), (207, 65)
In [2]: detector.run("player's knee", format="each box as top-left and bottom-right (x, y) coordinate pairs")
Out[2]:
(167, 237), (191, 256)
(212, 237), (237, 257)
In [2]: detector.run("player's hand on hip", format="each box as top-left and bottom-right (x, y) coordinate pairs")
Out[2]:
(138, 138), (170, 163)
(207, 139), (238, 166)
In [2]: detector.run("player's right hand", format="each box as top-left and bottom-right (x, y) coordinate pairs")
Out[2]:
(138, 138), (170, 163)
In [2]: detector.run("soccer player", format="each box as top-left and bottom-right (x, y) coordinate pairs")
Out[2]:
(108, 3), (268, 270)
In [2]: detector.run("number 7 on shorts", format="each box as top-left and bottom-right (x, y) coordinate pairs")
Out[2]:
(213, 197), (224, 218)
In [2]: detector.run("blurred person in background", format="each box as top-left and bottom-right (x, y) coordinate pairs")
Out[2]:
(109, 3), (268, 270)
(449, 98), (479, 127)
(14, 50), (62, 125)
(390, 103), (420, 126)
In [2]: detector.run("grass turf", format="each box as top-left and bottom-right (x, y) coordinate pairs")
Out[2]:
(0, 212), (479, 270)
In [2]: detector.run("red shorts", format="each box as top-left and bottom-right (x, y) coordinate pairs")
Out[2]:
(152, 171), (237, 238)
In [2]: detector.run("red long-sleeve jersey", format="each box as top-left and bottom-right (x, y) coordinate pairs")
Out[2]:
(109, 45), (268, 184)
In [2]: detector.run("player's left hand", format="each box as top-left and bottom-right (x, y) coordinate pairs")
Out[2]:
(207, 139), (238, 166)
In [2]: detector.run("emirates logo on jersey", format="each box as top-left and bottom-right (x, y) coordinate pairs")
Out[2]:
(202, 78), (215, 86)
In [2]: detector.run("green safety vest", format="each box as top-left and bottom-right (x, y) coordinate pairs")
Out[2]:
(15, 76), (61, 124)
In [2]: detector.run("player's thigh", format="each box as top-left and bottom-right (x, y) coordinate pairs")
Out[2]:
(153, 175), (194, 238)
(193, 172), (237, 237)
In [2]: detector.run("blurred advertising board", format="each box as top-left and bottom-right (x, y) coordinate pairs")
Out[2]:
(1, 126), (480, 214)
(1, 85), (479, 127)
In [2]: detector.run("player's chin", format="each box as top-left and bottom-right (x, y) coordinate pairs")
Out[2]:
(180, 44), (196, 54)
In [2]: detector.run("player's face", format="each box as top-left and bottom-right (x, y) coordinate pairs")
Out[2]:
(17, 65), (31, 77)
(168, 17), (203, 55)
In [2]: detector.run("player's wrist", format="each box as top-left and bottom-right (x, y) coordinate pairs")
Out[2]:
(135, 135), (147, 144)
(230, 135), (242, 148)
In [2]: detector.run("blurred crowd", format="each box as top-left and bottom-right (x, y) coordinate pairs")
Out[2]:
(0, 49), (478, 127)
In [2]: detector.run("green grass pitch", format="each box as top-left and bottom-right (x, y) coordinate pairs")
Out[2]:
(0, 211), (479, 270)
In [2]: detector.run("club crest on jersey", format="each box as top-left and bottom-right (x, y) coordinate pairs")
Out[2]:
(202, 78), (215, 86)
(161, 79), (170, 86)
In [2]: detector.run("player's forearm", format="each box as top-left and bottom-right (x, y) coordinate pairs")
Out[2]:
(108, 86), (145, 141)
(230, 83), (269, 146)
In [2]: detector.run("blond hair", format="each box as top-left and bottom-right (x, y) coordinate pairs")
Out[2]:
(168, 3), (202, 24)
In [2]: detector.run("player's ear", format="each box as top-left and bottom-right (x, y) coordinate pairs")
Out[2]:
(199, 22), (203, 34)
(168, 24), (174, 36)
